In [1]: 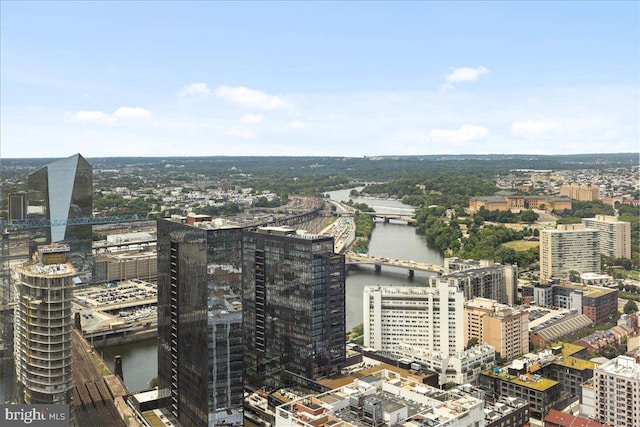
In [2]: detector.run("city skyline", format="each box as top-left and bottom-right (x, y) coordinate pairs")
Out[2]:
(1, 2), (638, 158)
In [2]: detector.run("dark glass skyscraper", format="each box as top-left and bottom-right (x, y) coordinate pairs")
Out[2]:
(157, 218), (244, 427)
(27, 154), (93, 284)
(242, 227), (346, 390)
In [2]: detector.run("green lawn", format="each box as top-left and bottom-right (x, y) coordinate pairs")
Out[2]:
(502, 240), (539, 251)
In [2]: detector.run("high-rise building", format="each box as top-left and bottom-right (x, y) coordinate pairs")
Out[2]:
(439, 258), (518, 305)
(13, 244), (74, 406)
(157, 218), (244, 427)
(560, 183), (600, 201)
(582, 215), (632, 259)
(594, 355), (640, 427)
(464, 298), (529, 360)
(242, 226), (345, 389)
(8, 192), (28, 221)
(364, 283), (465, 356)
(540, 224), (600, 281)
(27, 154), (93, 284)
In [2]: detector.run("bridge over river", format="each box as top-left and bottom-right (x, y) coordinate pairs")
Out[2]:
(345, 254), (445, 277)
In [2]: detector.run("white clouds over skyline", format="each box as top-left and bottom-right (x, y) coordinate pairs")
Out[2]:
(178, 83), (211, 97)
(113, 107), (152, 120)
(510, 120), (557, 137)
(215, 85), (290, 110)
(442, 66), (489, 91)
(10, 83), (635, 158)
(71, 106), (152, 123)
(226, 128), (255, 139)
(242, 114), (264, 124)
(429, 125), (489, 144)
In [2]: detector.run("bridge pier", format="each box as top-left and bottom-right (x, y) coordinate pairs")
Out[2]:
(408, 269), (414, 279)
(383, 217), (390, 224)
(374, 264), (381, 273)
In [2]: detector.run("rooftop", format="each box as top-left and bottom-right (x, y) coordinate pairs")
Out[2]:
(554, 356), (594, 371)
(596, 355), (640, 378)
(483, 369), (558, 391)
(544, 408), (611, 427)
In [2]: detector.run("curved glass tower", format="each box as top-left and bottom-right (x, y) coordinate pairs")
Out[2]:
(27, 154), (93, 284)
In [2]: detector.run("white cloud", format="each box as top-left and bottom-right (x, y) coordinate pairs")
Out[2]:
(242, 114), (263, 124)
(72, 110), (113, 123)
(226, 128), (255, 139)
(511, 120), (557, 137)
(71, 106), (151, 123)
(178, 82), (211, 97)
(288, 120), (305, 129)
(446, 66), (489, 83)
(113, 107), (152, 120)
(441, 66), (489, 90)
(429, 125), (489, 144)
(215, 85), (289, 110)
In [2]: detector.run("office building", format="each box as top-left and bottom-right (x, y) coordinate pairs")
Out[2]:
(13, 244), (74, 405)
(582, 215), (632, 259)
(242, 226), (345, 390)
(594, 356), (640, 427)
(540, 224), (600, 281)
(27, 154), (93, 284)
(157, 218), (244, 427)
(8, 192), (28, 221)
(464, 298), (529, 360)
(364, 283), (465, 356)
(560, 183), (600, 201)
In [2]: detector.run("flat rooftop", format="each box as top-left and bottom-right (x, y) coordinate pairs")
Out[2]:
(483, 369), (558, 392)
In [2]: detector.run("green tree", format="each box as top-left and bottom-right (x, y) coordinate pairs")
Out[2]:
(624, 300), (638, 314)
(149, 376), (158, 388)
(568, 270), (581, 283)
(466, 337), (479, 349)
(519, 210), (539, 224)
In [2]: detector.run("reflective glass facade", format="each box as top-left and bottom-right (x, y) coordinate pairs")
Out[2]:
(27, 154), (93, 284)
(242, 228), (346, 390)
(157, 219), (243, 427)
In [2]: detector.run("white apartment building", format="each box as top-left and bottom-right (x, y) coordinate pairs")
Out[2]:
(582, 214), (632, 259)
(13, 245), (75, 405)
(363, 283), (465, 356)
(540, 224), (600, 281)
(594, 356), (640, 427)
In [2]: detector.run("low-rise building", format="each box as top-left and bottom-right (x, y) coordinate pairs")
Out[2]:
(544, 408), (610, 427)
(479, 367), (561, 420)
(388, 342), (495, 386)
(275, 369), (485, 427)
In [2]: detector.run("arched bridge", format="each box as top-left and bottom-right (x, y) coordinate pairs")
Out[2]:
(345, 254), (444, 277)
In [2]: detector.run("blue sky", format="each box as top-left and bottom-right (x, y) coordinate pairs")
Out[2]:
(1, 1), (638, 158)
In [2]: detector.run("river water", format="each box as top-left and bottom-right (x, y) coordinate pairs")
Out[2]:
(102, 188), (443, 392)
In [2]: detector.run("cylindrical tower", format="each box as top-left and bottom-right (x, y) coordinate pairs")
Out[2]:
(13, 244), (74, 405)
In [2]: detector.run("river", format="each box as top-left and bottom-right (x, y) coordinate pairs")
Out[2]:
(102, 188), (443, 392)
